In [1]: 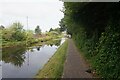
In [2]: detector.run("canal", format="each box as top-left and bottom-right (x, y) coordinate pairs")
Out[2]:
(1, 38), (65, 78)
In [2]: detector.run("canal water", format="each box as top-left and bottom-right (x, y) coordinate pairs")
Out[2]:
(1, 38), (65, 78)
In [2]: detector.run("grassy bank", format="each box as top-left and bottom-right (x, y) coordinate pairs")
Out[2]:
(36, 40), (68, 78)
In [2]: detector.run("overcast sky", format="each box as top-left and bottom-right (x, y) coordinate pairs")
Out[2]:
(0, 0), (64, 32)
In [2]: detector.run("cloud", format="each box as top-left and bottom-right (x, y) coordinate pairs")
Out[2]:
(0, 0), (64, 32)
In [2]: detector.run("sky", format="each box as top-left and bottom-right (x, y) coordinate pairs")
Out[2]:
(0, 0), (64, 32)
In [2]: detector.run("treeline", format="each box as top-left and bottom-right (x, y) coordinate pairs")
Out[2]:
(1, 22), (63, 47)
(61, 2), (120, 78)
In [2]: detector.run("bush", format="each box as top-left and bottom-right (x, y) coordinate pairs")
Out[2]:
(92, 23), (120, 78)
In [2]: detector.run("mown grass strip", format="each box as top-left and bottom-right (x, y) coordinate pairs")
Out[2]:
(36, 40), (68, 78)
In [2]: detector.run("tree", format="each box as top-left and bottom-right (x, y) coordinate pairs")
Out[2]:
(59, 18), (66, 32)
(2, 22), (26, 41)
(9, 22), (26, 41)
(49, 28), (53, 32)
(35, 25), (41, 35)
(9, 22), (23, 31)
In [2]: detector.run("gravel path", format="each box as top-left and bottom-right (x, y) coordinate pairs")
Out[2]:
(62, 39), (93, 78)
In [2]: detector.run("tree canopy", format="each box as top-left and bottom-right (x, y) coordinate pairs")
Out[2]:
(62, 2), (120, 78)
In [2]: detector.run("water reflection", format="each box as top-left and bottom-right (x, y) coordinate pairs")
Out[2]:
(36, 47), (40, 51)
(29, 39), (61, 52)
(2, 39), (61, 67)
(46, 39), (61, 47)
(2, 46), (26, 67)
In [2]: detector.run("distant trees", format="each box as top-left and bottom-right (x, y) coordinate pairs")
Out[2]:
(49, 27), (61, 34)
(35, 25), (41, 35)
(49, 28), (53, 32)
(54, 28), (61, 34)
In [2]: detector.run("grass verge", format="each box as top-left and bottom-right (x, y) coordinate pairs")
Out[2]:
(36, 40), (68, 78)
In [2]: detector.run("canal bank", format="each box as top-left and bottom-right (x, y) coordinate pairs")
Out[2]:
(36, 40), (68, 78)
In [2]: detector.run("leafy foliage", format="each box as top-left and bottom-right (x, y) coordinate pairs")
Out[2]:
(92, 21), (120, 78)
(2, 22), (26, 41)
(59, 18), (66, 32)
(62, 2), (120, 78)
